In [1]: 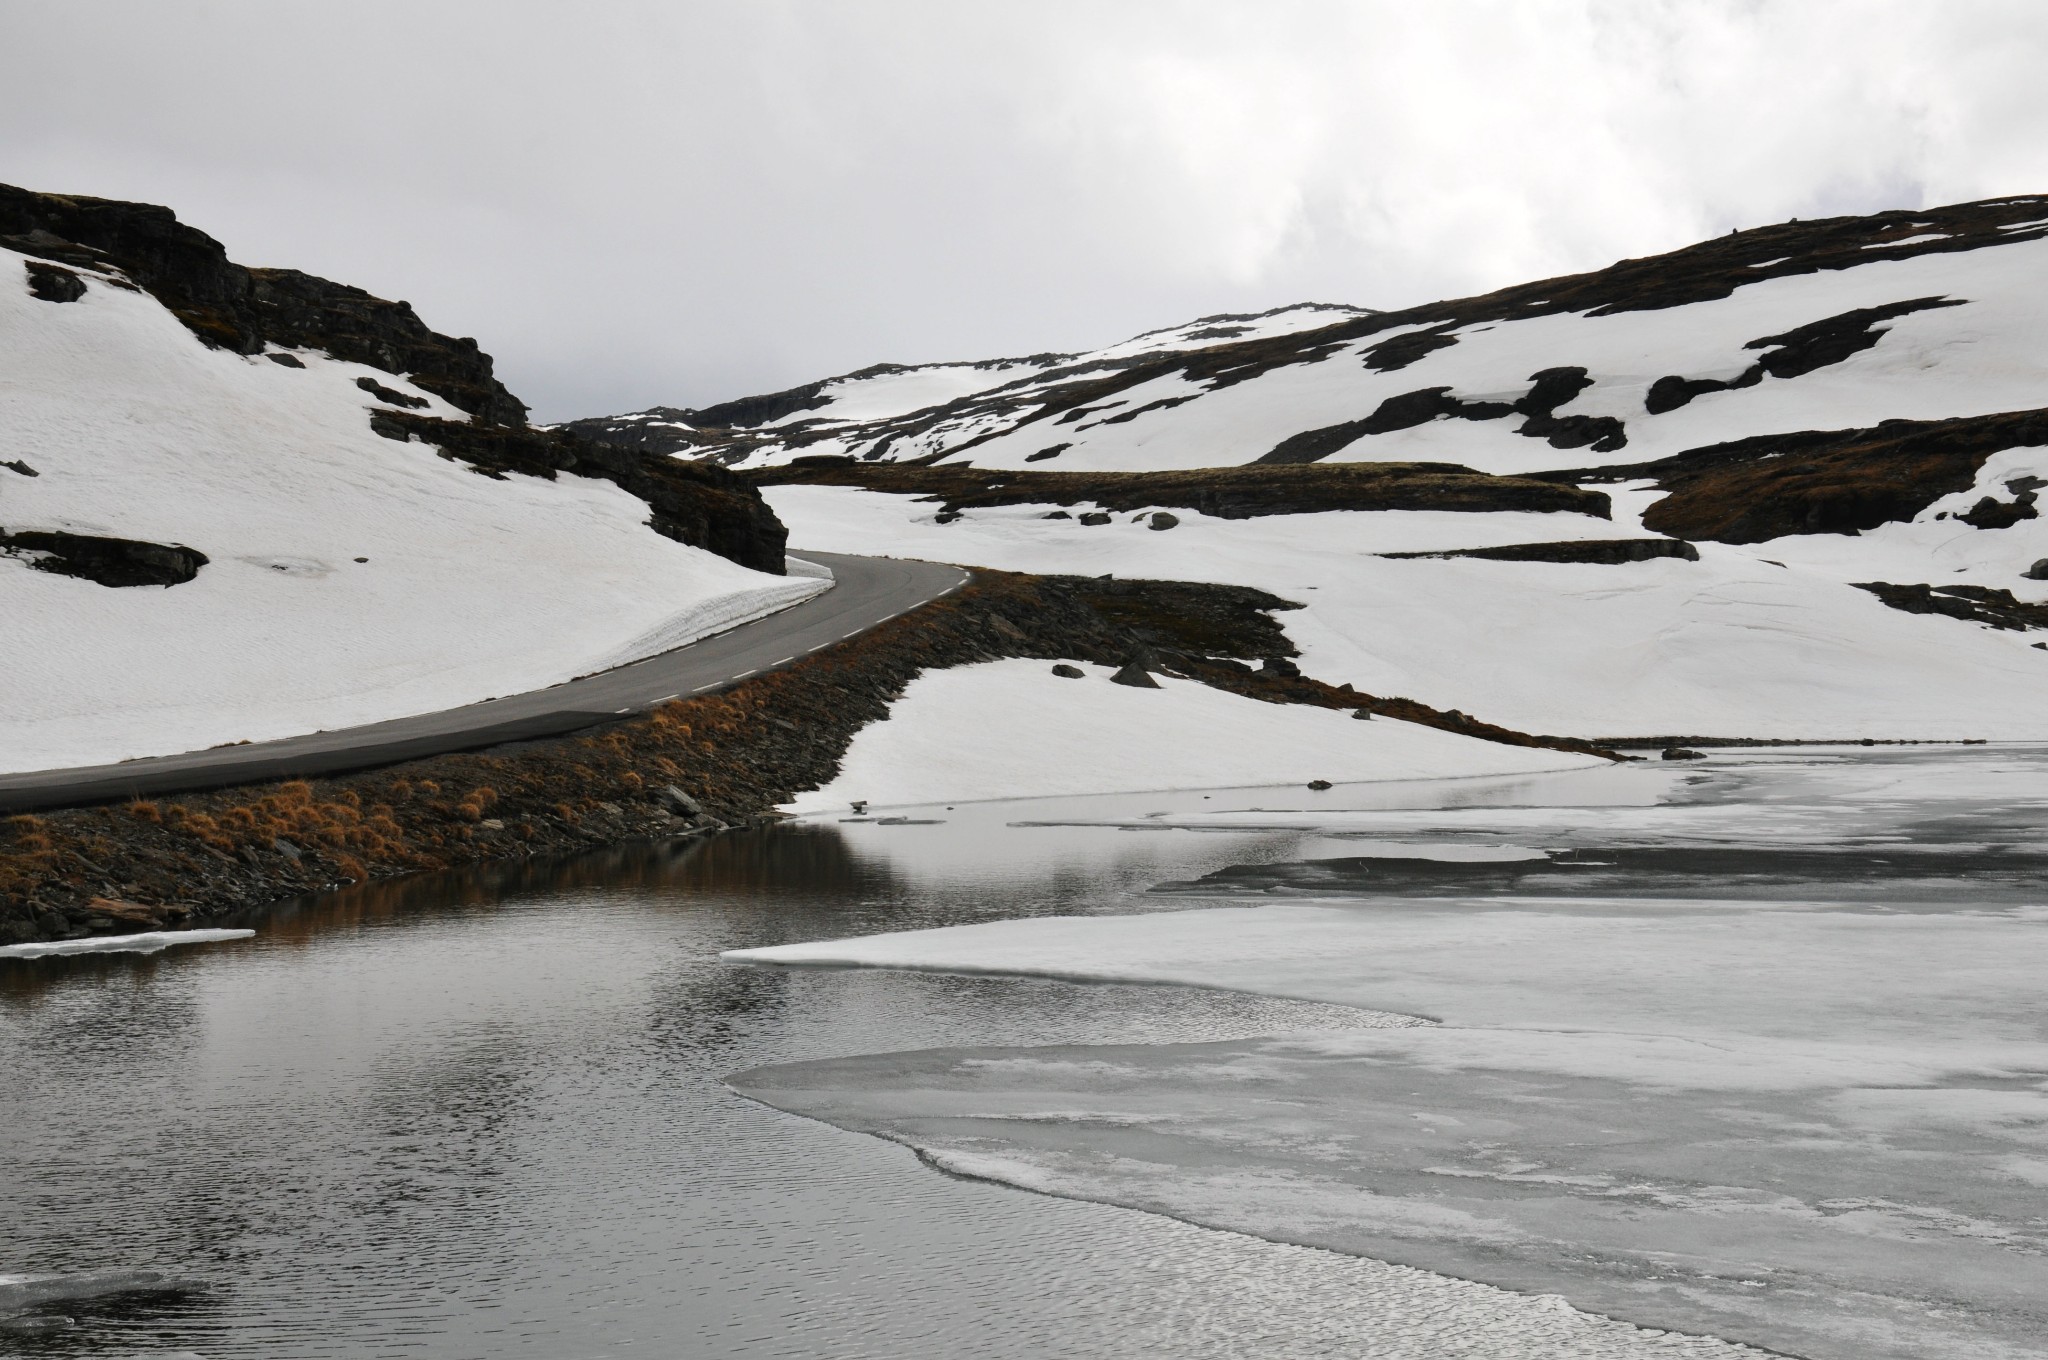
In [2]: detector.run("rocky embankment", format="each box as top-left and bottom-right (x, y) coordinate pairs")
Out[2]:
(0, 572), (1618, 945)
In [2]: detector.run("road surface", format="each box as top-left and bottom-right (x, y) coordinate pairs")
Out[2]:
(0, 552), (968, 814)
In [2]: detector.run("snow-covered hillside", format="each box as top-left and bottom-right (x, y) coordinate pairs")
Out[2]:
(569, 194), (2048, 746)
(552, 303), (1374, 461)
(0, 193), (822, 773)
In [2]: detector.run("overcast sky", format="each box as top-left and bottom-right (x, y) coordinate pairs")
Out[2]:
(3, 2), (2043, 421)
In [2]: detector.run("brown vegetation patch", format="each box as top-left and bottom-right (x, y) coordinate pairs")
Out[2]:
(748, 458), (1609, 520)
(0, 571), (1617, 945)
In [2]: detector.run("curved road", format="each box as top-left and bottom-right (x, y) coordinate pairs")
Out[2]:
(0, 552), (968, 814)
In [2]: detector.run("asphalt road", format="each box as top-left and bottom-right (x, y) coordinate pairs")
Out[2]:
(0, 552), (969, 814)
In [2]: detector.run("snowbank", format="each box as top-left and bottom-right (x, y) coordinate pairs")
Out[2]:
(0, 247), (825, 771)
(784, 658), (1601, 813)
(0, 927), (255, 959)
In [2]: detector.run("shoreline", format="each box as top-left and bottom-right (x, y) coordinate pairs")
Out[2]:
(1, 570), (1610, 947)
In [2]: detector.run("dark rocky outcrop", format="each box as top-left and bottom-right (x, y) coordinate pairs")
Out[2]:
(751, 458), (1609, 521)
(23, 259), (84, 302)
(0, 183), (526, 425)
(1257, 365), (1623, 464)
(1958, 485), (2039, 529)
(1549, 408), (2048, 544)
(0, 529), (207, 587)
(1643, 298), (1966, 413)
(1854, 581), (2048, 632)
(1051, 663), (1084, 678)
(1381, 537), (1698, 565)
(371, 411), (787, 572)
(355, 375), (430, 410)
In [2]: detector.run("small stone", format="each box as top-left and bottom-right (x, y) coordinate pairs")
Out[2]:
(1, 459), (36, 477)
(273, 838), (302, 860)
(1352, 709), (1373, 720)
(266, 352), (306, 368)
(1078, 512), (1112, 526)
(478, 818), (505, 832)
(1661, 747), (1707, 761)
(1051, 663), (1084, 678)
(1148, 512), (1180, 531)
(2024, 559), (2048, 580)
(1042, 510), (1072, 519)
(660, 784), (703, 817)
(1307, 779), (1333, 790)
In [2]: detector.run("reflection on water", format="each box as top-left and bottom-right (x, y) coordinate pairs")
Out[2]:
(0, 810), (1418, 1359)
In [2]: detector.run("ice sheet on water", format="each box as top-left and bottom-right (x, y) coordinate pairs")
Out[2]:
(0, 928), (252, 959)
(731, 752), (2048, 1358)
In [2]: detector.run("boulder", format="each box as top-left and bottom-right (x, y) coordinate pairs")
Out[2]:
(1050, 663), (1084, 679)
(1148, 511), (1180, 530)
(1661, 747), (1707, 761)
(661, 784), (704, 818)
(1078, 511), (1112, 526)
(1307, 779), (1333, 790)
(1260, 656), (1301, 678)
(1110, 660), (1160, 688)
(2025, 559), (2048, 580)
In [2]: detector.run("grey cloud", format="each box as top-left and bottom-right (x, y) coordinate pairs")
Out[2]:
(1, 0), (2042, 421)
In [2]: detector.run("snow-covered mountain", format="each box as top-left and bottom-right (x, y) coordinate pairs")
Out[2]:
(0, 186), (820, 773)
(578, 195), (2048, 744)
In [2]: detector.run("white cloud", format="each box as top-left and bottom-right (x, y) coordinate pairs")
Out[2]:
(0, 0), (2042, 420)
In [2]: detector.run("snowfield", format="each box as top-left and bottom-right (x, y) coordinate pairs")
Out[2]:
(0, 247), (825, 772)
(785, 658), (1601, 814)
(764, 484), (2048, 738)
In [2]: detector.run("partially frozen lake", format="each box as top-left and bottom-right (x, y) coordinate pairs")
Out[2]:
(4, 748), (2043, 1357)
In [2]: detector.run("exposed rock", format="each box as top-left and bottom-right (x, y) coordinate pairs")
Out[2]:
(265, 351), (304, 368)
(24, 260), (84, 302)
(371, 411), (788, 573)
(1958, 490), (2039, 529)
(2024, 559), (2048, 581)
(1027, 444), (1070, 462)
(1110, 659), (1161, 688)
(1, 459), (36, 476)
(1552, 409), (2048, 544)
(1352, 709), (1373, 720)
(355, 375), (430, 410)
(0, 528), (206, 587)
(1854, 581), (2048, 631)
(1078, 511), (1112, 526)
(1260, 656), (1301, 677)
(0, 183), (529, 426)
(660, 785), (704, 818)
(1148, 511), (1180, 531)
(1362, 326), (1459, 371)
(1661, 747), (1707, 761)
(1382, 537), (1698, 565)
(1050, 663), (1084, 678)
(1259, 367), (1623, 462)
(1306, 779), (1333, 790)
(1644, 298), (1968, 413)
